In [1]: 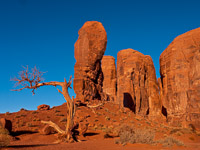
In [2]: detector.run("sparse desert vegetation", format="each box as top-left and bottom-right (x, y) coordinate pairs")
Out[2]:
(0, 127), (10, 147)
(156, 136), (184, 147)
(115, 125), (155, 145)
(0, 9), (200, 150)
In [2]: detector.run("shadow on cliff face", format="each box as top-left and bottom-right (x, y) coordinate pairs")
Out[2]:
(123, 93), (135, 113)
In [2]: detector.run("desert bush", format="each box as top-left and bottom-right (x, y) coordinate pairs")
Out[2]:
(170, 127), (193, 135)
(0, 127), (10, 147)
(55, 109), (61, 113)
(157, 136), (184, 147)
(115, 125), (155, 145)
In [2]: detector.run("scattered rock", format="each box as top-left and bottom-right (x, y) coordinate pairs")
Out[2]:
(102, 56), (117, 102)
(117, 49), (162, 117)
(37, 104), (50, 111)
(159, 27), (200, 128)
(74, 21), (107, 102)
(0, 118), (12, 133)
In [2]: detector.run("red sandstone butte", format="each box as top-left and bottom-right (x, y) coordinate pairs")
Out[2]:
(117, 49), (162, 117)
(159, 27), (200, 128)
(102, 56), (117, 102)
(74, 21), (107, 102)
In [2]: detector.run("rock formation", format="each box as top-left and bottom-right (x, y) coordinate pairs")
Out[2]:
(117, 49), (162, 117)
(74, 21), (107, 101)
(37, 104), (50, 111)
(102, 56), (117, 102)
(0, 118), (12, 133)
(159, 27), (200, 128)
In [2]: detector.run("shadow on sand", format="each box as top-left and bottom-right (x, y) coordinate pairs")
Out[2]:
(84, 132), (99, 137)
(7, 144), (56, 149)
(11, 130), (38, 136)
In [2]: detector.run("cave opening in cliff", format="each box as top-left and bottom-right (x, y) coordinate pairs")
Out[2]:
(123, 93), (135, 113)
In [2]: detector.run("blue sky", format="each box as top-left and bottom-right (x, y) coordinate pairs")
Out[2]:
(0, 0), (199, 113)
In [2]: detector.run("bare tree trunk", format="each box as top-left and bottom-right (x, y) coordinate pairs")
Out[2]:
(12, 67), (76, 142)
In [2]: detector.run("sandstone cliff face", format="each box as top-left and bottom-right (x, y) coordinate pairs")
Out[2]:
(102, 56), (117, 102)
(117, 49), (161, 117)
(159, 28), (200, 128)
(74, 21), (107, 101)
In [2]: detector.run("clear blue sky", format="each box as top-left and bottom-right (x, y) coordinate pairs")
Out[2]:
(0, 0), (199, 113)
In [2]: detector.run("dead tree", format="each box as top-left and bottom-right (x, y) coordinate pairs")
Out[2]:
(12, 66), (76, 142)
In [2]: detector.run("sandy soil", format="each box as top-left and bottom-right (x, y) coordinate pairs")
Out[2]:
(0, 101), (200, 150)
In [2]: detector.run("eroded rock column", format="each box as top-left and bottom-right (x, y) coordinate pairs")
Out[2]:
(74, 21), (107, 102)
(117, 49), (161, 117)
(102, 56), (117, 102)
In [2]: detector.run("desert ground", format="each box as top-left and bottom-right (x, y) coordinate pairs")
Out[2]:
(0, 101), (200, 150)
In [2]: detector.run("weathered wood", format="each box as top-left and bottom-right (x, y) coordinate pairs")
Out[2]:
(12, 66), (76, 142)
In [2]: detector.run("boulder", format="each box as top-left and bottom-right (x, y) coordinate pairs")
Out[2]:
(159, 27), (200, 128)
(74, 21), (107, 102)
(37, 104), (50, 111)
(0, 118), (12, 133)
(117, 49), (162, 117)
(102, 56), (117, 102)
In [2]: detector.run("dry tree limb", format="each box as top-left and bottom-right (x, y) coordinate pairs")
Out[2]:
(87, 103), (103, 108)
(41, 120), (65, 134)
(11, 66), (76, 142)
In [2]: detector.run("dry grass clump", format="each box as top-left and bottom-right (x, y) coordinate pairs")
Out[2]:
(114, 125), (184, 148)
(170, 127), (196, 135)
(115, 125), (155, 145)
(157, 136), (184, 147)
(0, 127), (10, 147)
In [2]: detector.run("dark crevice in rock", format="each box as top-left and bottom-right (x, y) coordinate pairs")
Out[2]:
(162, 106), (168, 118)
